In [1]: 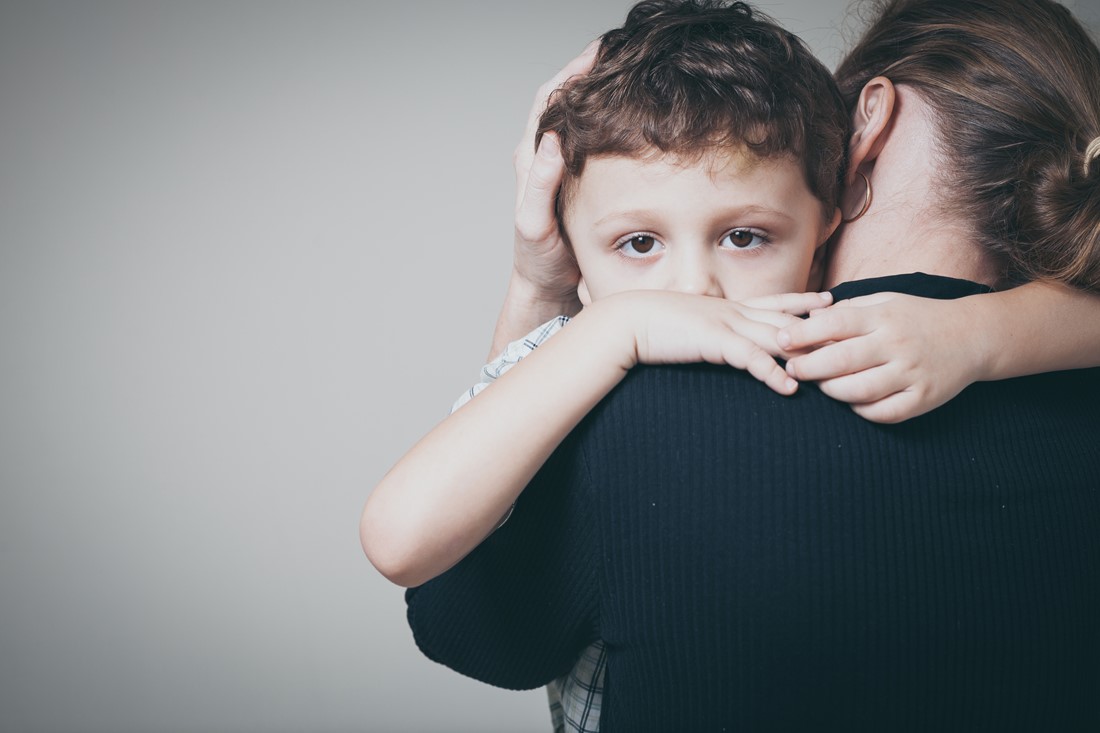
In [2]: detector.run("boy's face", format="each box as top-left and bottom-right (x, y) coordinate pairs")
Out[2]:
(563, 149), (839, 304)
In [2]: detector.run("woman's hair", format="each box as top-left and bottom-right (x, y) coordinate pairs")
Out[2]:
(836, 0), (1100, 290)
(536, 0), (848, 224)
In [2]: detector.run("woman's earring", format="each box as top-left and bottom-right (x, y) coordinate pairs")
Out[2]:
(842, 171), (873, 223)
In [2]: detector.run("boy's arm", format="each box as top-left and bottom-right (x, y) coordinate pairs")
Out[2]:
(451, 316), (570, 533)
(362, 291), (812, 588)
(454, 316), (569, 413)
(780, 280), (1100, 423)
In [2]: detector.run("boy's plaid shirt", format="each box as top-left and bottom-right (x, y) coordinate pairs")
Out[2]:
(547, 640), (606, 733)
(450, 314), (606, 733)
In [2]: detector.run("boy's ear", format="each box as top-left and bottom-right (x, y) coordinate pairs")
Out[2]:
(577, 278), (592, 307)
(809, 207), (842, 289)
(820, 206), (842, 247)
(847, 76), (896, 180)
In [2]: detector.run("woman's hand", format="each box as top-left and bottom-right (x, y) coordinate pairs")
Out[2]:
(591, 290), (832, 396)
(488, 45), (598, 358)
(778, 293), (987, 423)
(510, 43), (598, 304)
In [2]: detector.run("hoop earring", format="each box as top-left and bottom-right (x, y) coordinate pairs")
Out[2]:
(842, 171), (873, 223)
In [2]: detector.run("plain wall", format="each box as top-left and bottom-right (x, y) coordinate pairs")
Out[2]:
(2, 1), (1097, 731)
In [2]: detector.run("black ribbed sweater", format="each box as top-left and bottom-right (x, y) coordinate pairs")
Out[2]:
(407, 275), (1100, 732)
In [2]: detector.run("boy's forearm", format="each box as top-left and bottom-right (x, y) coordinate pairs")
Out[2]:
(363, 300), (634, 588)
(972, 281), (1100, 381)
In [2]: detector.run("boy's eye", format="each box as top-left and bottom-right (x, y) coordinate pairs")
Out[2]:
(616, 234), (664, 258)
(722, 229), (768, 250)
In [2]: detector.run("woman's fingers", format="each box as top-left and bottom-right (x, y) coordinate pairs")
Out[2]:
(514, 41), (599, 208)
(522, 40), (599, 143)
(509, 44), (597, 302)
(514, 132), (566, 244)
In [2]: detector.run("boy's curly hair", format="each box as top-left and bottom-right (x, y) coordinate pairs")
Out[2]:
(537, 0), (849, 223)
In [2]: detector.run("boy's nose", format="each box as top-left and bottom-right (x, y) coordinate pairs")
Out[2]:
(672, 258), (724, 297)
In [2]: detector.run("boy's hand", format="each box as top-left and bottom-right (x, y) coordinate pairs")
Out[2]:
(778, 293), (987, 423)
(510, 43), (598, 307)
(595, 291), (828, 397)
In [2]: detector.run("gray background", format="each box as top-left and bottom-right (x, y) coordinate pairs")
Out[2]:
(2, 1), (1097, 731)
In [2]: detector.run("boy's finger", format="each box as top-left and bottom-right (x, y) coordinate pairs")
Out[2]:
(726, 307), (799, 332)
(850, 392), (919, 425)
(784, 336), (887, 381)
(740, 291), (832, 315)
(739, 347), (799, 395)
(816, 364), (901, 405)
(686, 318), (800, 393)
(834, 292), (897, 309)
(515, 133), (566, 243)
(776, 306), (873, 350)
(712, 335), (796, 394)
(716, 313), (794, 356)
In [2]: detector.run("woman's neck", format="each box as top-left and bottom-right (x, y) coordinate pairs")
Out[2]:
(824, 206), (999, 289)
(824, 88), (998, 289)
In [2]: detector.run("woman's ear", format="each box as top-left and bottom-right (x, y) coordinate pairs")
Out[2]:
(847, 76), (896, 179)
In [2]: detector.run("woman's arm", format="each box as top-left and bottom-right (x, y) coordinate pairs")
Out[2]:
(488, 264), (580, 362)
(780, 280), (1100, 423)
(362, 291), (811, 588)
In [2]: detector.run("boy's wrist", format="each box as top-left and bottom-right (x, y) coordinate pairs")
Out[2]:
(958, 293), (1001, 383)
(579, 293), (649, 372)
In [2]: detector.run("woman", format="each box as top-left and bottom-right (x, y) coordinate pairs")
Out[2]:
(402, 0), (1100, 729)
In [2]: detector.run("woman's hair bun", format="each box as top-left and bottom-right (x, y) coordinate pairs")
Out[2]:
(1085, 136), (1100, 176)
(1016, 137), (1100, 290)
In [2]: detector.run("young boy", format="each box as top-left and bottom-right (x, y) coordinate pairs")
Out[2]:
(364, 2), (846, 728)
(364, 0), (847, 587)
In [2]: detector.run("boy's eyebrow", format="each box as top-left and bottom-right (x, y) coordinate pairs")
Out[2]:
(592, 205), (798, 227)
